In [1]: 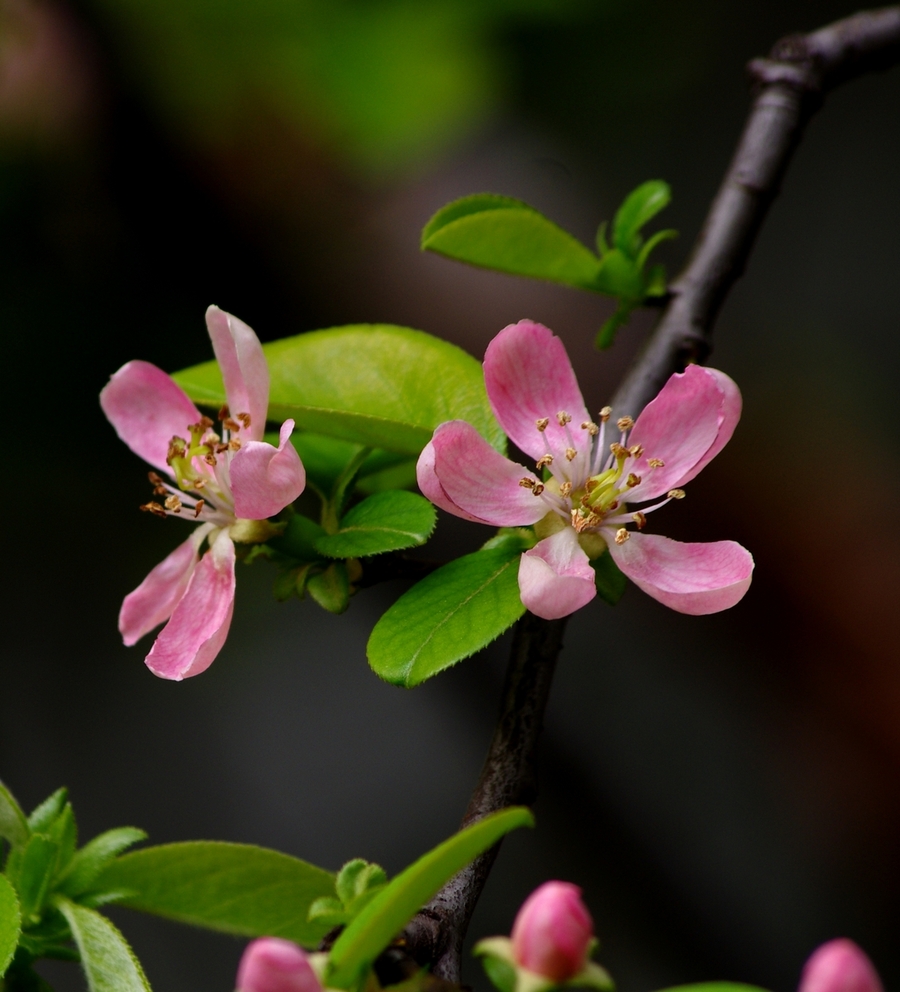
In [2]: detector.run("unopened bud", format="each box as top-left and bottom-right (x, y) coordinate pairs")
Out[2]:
(236, 938), (322, 992)
(510, 881), (594, 982)
(799, 940), (883, 992)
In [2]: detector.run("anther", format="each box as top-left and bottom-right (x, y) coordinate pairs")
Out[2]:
(237, 413), (252, 429)
(140, 501), (168, 519)
(629, 444), (644, 458)
(227, 438), (242, 451)
(616, 415), (634, 432)
(608, 500), (619, 511)
(223, 417), (241, 433)
(632, 511), (647, 530)
(193, 478), (206, 490)
(193, 499), (205, 518)
(610, 442), (628, 458)
(556, 411), (572, 426)
(626, 473), (641, 488)
(536, 454), (554, 469)
(218, 404), (230, 421)
(614, 527), (630, 545)
(204, 453), (218, 466)
(532, 483), (545, 496)
(565, 447), (577, 461)
(215, 443), (228, 454)
(147, 471), (167, 496)
(199, 416), (214, 430)
(648, 458), (665, 468)
(599, 406), (612, 422)
(581, 421), (599, 436)
(584, 478), (597, 493)
(559, 481), (572, 498)
(667, 489), (686, 499)
(164, 495), (183, 513)
(535, 417), (549, 432)
(519, 477), (536, 489)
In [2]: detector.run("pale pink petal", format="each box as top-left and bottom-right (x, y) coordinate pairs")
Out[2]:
(100, 360), (202, 473)
(511, 882), (594, 982)
(205, 305), (269, 441)
(145, 530), (236, 680)
(484, 320), (590, 462)
(519, 528), (596, 620)
(430, 421), (547, 527)
(676, 367), (741, 485)
(118, 524), (212, 646)
(625, 365), (733, 502)
(230, 420), (306, 519)
(800, 940), (884, 992)
(416, 439), (489, 523)
(607, 531), (753, 615)
(236, 938), (322, 992)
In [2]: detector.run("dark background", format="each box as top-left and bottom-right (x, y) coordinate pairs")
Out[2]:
(1, 1), (899, 990)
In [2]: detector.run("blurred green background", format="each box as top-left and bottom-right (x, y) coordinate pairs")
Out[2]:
(2, 1), (900, 990)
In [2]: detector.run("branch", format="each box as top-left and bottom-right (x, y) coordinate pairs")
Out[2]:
(611, 5), (900, 418)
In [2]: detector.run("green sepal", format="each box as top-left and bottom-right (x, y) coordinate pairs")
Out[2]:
(474, 937), (614, 992)
(591, 551), (627, 606)
(0, 873), (22, 977)
(367, 547), (526, 687)
(481, 528), (536, 554)
(270, 514), (328, 564)
(272, 565), (313, 602)
(57, 827), (147, 899)
(56, 898), (152, 992)
(315, 492), (436, 559)
(326, 808), (534, 991)
(307, 562), (351, 614)
(0, 781), (29, 848)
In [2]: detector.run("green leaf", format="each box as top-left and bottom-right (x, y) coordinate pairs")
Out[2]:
(94, 842), (335, 947)
(308, 562), (351, 614)
(270, 514), (328, 564)
(47, 804), (77, 878)
(0, 781), (29, 848)
(58, 828), (147, 899)
(335, 861), (387, 909)
(315, 492), (436, 559)
(0, 874), (22, 977)
(592, 550), (627, 606)
(368, 547), (525, 688)
(57, 899), (152, 992)
(327, 808), (534, 990)
(612, 180), (671, 256)
(422, 195), (602, 291)
(174, 325), (504, 456)
(27, 790), (67, 834)
(12, 836), (58, 921)
(655, 985), (770, 992)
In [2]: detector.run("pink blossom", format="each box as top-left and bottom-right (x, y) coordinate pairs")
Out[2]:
(101, 306), (306, 680)
(417, 320), (753, 619)
(510, 881), (594, 982)
(799, 940), (884, 992)
(236, 938), (322, 992)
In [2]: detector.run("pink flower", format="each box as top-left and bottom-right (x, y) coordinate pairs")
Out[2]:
(510, 882), (594, 983)
(417, 320), (753, 619)
(799, 940), (884, 992)
(100, 306), (306, 680)
(236, 938), (322, 992)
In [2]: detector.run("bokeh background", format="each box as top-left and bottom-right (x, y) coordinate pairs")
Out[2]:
(2, 0), (899, 989)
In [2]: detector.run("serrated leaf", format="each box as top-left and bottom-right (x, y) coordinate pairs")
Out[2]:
(13, 835), (58, 921)
(48, 804), (77, 878)
(95, 842), (334, 947)
(336, 861), (387, 908)
(612, 180), (671, 256)
(0, 781), (29, 848)
(368, 547), (525, 687)
(592, 551), (627, 606)
(315, 492), (436, 559)
(0, 874), (22, 977)
(27, 790), (67, 834)
(58, 827), (147, 898)
(57, 899), (152, 992)
(327, 808), (534, 991)
(174, 325), (504, 456)
(422, 195), (602, 291)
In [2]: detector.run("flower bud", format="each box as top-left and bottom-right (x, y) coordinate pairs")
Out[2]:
(236, 938), (322, 992)
(799, 940), (884, 992)
(510, 881), (594, 982)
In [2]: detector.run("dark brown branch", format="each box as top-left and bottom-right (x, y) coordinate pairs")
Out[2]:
(611, 5), (900, 419)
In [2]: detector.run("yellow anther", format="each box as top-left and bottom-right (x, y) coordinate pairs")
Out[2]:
(565, 447), (577, 461)
(532, 483), (545, 496)
(584, 478), (597, 493)
(237, 412), (252, 429)
(581, 421), (599, 436)
(164, 495), (183, 513)
(536, 454), (554, 469)
(193, 478), (206, 490)
(626, 473), (641, 488)
(667, 489), (686, 499)
(556, 411), (572, 426)
(227, 438), (242, 451)
(610, 442), (628, 459)
(519, 477), (535, 489)
(599, 406), (612, 422)
(632, 511), (647, 530)
(535, 417), (550, 432)
(140, 501), (168, 518)
(559, 481), (572, 498)
(614, 527), (630, 545)
(629, 444), (644, 458)
(204, 453), (218, 466)
(648, 458), (665, 468)
(616, 415), (634, 431)
(194, 499), (205, 518)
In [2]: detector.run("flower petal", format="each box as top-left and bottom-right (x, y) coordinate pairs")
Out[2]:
(484, 320), (590, 462)
(519, 528), (596, 619)
(607, 530), (753, 615)
(100, 360), (202, 473)
(144, 530), (236, 680)
(230, 420), (306, 519)
(206, 305), (269, 441)
(416, 439), (490, 523)
(429, 420), (547, 527)
(119, 524), (212, 646)
(626, 365), (737, 502)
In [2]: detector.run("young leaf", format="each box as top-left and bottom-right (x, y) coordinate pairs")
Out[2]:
(57, 827), (148, 898)
(327, 808), (534, 990)
(94, 842), (335, 947)
(368, 548), (525, 687)
(57, 898), (152, 992)
(612, 180), (671, 256)
(592, 551), (627, 606)
(307, 562), (351, 614)
(315, 492), (436, 559)
(12, 835), (58, 921)
(422, 195), (602, 291)
(269, 514), (328, 564)
(0, 780), (29, 847)
(174, 325), (504, 456)
(27, 790), (67, 834)
(0, 874), (22, 977)
(47, 804), (77, 879)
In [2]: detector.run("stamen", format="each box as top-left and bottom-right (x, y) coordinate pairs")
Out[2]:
(164, 495), (183, 513)
(626, 473), (641, 488)
(532, 483), (545, 496)
(648, 458), (665, 468)
(218, 404), (230, 421)
(199, 416), (214, 430)
(519, 477), (536, 489)
(215, 443), (228, 454)
(536, 454), (554, 469)
(223, 417), (241, 433)
(556, 411), (572, 426)
(629, 444), (644, 458)
(581, 421), (599, 436)
(227, 438), (242, 451)
(237, 412), (252, 430)
(559, 481), (572, 498)
(667, 489), (686, 499)
(204, 453), (218, 466)
(535, 417), (549, 432)
(167, 437), (187, 461)
(565, 447), (577, 461)
(598, 406), (612, 422)
(140, 501), (168, 519)
(194, 478), (206, 490)
(614, 527), (630, 545)
(194, 499), (205, 518)
(610, 442), (629, 459)
(616, 416), (634, 432)
(147, 471), (168, 495)
(632, 511), (647, 530)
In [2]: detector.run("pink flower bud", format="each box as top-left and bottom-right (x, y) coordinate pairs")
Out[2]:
(236, 938), (321, 992)
(799, 940), (884, 992)
(510, 881), (594, 982)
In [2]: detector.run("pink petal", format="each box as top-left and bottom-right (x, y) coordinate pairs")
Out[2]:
(230, 420), (306, 519)
(416, 439), (489, 523)
(236, 938), (322, 992)
(144, 530), (236, 680)
(119, 525), (212, 646)
(625, 365), (737, 503)
(607, 531), (753, 615)
(205, 305), (269, 441)
(484, 320), (590, 462)
(429, 421), (547, 527)
(511, 882), (594, 983)
(519, 528), (596, 620)
(100, 360), (202, 473)
(800, 940), (884, 992)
